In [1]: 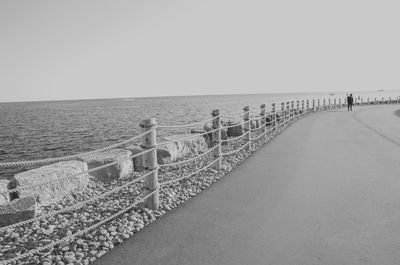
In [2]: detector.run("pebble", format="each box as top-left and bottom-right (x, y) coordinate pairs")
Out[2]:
(95, 250), (107, 258)
(63, 255), (76, 264)
(107, 226), (116, 232)
(102, 242), (110, 248)
(0, 135), (268, 265)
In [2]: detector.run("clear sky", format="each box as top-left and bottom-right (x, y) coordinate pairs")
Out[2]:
(0, 0), (399, 102)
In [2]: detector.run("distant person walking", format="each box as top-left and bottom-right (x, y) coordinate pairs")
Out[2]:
(347, 94), (354, 111)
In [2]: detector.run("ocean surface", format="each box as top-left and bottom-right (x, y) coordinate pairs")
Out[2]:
(1, 90), (400, 179)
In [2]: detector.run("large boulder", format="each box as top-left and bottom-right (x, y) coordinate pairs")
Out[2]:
(159, 134), (208, 162)
(0, 179), (10, 205)
(124, 146), (144, 172)
(83, 149), (133, 182)
(11, 161), (89, 207)
(266, 116), (272, 126)
(201, 124), (228, 146)
(156, 149), (172, 165)
(221, 129), (228, 145)
(0, 196), (37, 227)
(125, 146), (172, 172)
(226, 122), (243, 137)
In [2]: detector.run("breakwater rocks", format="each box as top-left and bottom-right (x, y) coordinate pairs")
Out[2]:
(0, 120), (291, 265)
(0, 135), (209, 227)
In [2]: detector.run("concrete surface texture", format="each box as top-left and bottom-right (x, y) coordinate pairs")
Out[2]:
(93, 105), (400, 265)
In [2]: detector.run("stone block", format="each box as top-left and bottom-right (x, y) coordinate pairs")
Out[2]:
(11, 161), (89, 207)
(0, 179), (10, 205)
(0, 197), (37, 227)
(227, 122), (243, 137)
(83, 149), (133, 182)
(159, 134), (208, 162)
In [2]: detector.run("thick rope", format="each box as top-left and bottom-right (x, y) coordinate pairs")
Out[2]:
(157, 128), (219, 147)
(251, 130), (268, 141)
(220, 110), (250, 119)
(157, 116), (219, 128)
(0, 169), (155, 232)
(250, 123), (266, 132)
(0, 129), (154, 168)
(220, 120), (247, 130)
(159, 157), (219, 186)
(0, 148), (155, 196)
(0, 189), (158, 265)
(221, 131), (250, 143)
(222, 141), (250, 156)
(159, 145), (219, 168)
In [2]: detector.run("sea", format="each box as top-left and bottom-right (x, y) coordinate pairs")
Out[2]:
(1, 90), (400, 179)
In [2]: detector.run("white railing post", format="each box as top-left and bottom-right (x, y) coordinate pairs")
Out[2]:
(323, 99), (326, 109)
(281, 102), (285, 125)
(317, 99), (320, 110)
(328, 98), (331, 108)
(211, 109), (222, 170)
(260, 104), (267, 141)
(140, 118), (159, 210)
(243, 106), (250, 150)
(312, 99), (315, 111)
(272, 103), (276, 130)
(301, 100), (305, 113)
(291, 101), (294, 119)
(338, 98), (341, 108)
(286, 101), (290, 122)
(296, 100), (300, 116)
(334, 98), (337, 108)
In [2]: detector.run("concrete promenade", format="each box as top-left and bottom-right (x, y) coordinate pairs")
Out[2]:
(94, 105), (400, 265)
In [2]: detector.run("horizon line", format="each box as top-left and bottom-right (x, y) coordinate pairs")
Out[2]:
(1, 88), (399, 104)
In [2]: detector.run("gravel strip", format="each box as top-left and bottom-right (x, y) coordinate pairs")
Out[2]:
(0, 119), (297, 265)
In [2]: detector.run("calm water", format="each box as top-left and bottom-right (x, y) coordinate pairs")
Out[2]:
(1, 90), (399, 178)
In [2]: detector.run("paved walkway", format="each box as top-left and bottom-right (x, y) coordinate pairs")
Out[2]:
(94, 105), (400, 265)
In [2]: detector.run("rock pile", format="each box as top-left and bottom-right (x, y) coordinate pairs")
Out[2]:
(83, 149), (133, 182)
(0, 119), (291, 264)
(11, 161), (89, 207)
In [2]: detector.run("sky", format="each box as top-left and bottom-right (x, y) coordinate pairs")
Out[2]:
(0, 0), (399, 102)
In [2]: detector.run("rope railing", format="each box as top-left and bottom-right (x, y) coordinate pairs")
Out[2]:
(0, 147), (156, 196)
(220, 110), (250, 119)
(250, 115), (264, 121)
(220, 119), (248, 130)
(159, 156), (219, 186)
(0, 189), (158, 265)
(251, 130), (269, 142)
(159, 144), (219, 168)
(1, 97), (397, 264)
(222, 141), (251, 156)
(157, 116), (219, 128)
(157, 127), (220, 146)
(0, 129), (154, 168)
(0, 169), (156, 232)
(250, 123), (267, 132)
(221, 131), (251, 143)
